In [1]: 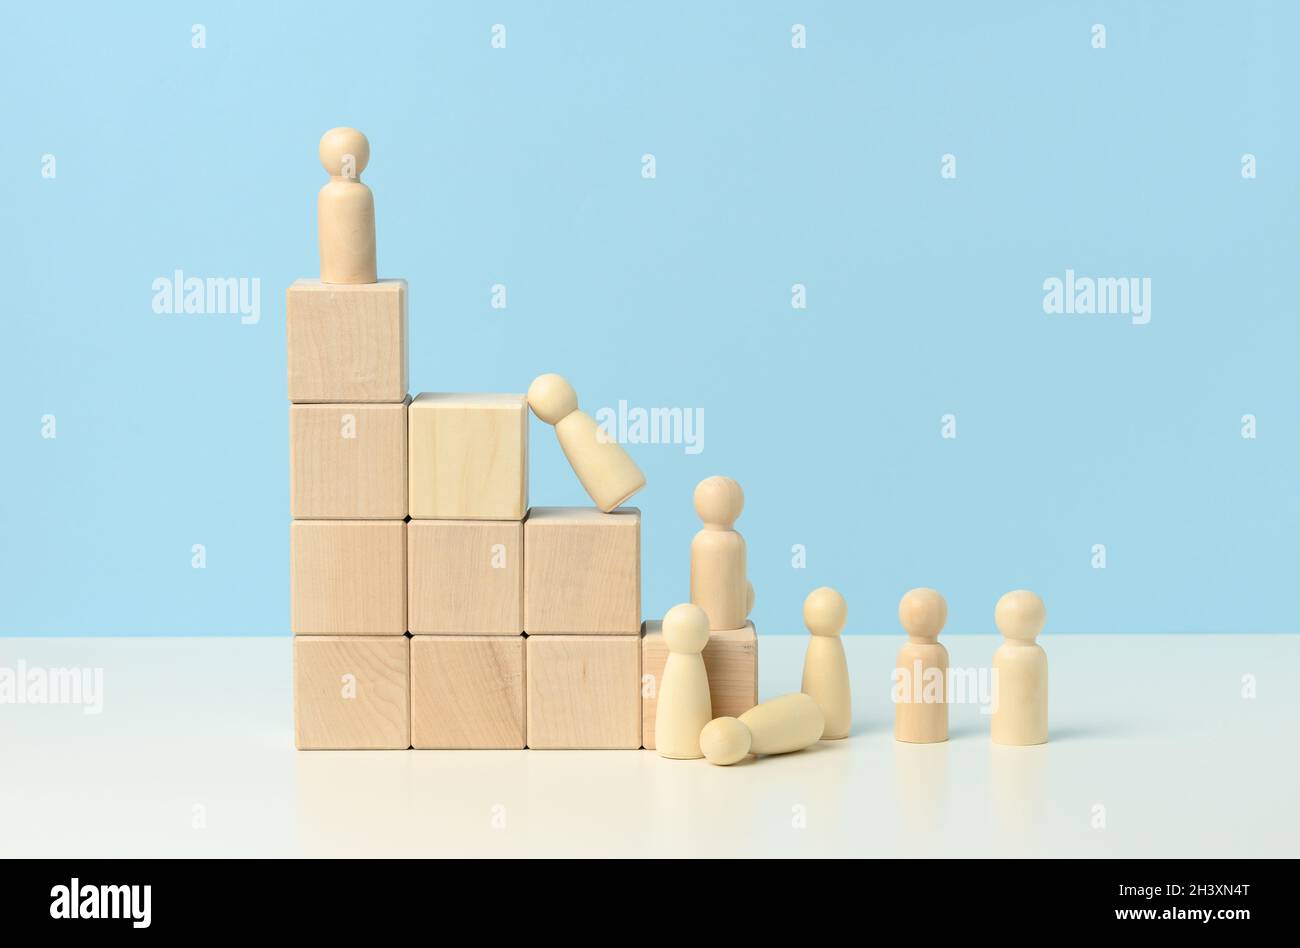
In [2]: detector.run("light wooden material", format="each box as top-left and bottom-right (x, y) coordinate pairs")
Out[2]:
(526, 635), (640, 749)
(294, 635), (409, 750)
(894, 588), (950, 744)
(291, 521), (406, 636)
(800, 586), (851, 740)
(407, 520), (522, 635)
(524, 507), (640, 634)
(290, 401), (407, 519)
(654, 604), (712, 760)
(690, 476), (749, 631)
(318, 127), (377, 284)
(641, 620), (758, 750)
(991, 590), (1048, 746)
(286, 279), (407, 403)
(410, 635), (526, 749)
(699, 693), (824, 766)
(408, 393), (527, 520)
(526, 374), (644, 512)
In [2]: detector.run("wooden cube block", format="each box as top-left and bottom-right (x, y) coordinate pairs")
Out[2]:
(526, 635), (640, 749)
(408, 520), (522, 635)
(640, 620), (759, 750)
(410, 635), (526, 749)
(291, 521), (406, 636)
(294, 636), (410, 749)
(408, 392), (527, 520)
(287, 279), (408, 403)
(290, 401), (407, 519)
(524, 507), (639, 634)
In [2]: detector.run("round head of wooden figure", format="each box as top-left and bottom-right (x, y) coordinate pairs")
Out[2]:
(995, 589), (1046, 641)
(662, 603), (710, 654)
(899, 587), (948, 641)
(803, 586), (847, 637)
(699, 716), (751, 766)
(526, 373), (578, 425)
(693, 475), (744, 528)
(319, 127), (370, 179)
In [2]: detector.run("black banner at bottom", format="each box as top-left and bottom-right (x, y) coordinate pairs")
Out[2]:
(0, 857), (1287, 934)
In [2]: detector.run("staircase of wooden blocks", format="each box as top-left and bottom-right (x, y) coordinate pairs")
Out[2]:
(285, 295), (654, 749)
(288, 128), (757, 751)
(289, 399), (646, 748)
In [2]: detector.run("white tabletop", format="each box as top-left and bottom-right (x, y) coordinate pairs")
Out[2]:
(1, 634), (1295, 858)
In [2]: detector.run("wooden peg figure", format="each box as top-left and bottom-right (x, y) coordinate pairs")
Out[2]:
(654, 603), (713, 759)
(801, 587), (851, 739)
(690, 476), (748, 631)
(526, 373), (645, 511)
(318, 127), (377, 284)
(991, 590), (1048, 745)
(699, 694), (825, 766)
(894, 588), (949, 743)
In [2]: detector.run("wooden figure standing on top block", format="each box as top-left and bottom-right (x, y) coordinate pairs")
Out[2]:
(991, 590), (1048, 745)
(801, 586), (851, 740)
(526, 373), (645, 512)
(318, 127), (377, 284)
(894, 587), (949, 743)
(654, 603), (713, 760)
(690, 476), (751, 631)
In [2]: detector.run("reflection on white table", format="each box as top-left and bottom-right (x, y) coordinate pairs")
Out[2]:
(0, 634), (1295, 857)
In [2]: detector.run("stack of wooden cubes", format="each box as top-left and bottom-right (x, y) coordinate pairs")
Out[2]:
(523, 507), (642, 748)
(406, 392), (530, 748)
(288, 279), (411, 749)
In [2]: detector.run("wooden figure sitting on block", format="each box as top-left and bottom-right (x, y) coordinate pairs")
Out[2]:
(318, 127), (377, 284)
(690, 476), (753, 632)
(526, 373), (645, 512)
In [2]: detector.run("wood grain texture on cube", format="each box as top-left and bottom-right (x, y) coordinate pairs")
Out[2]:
(523, 507), (640, 634)
(294, 636), (410, 750)
(287, 279), (407, 403)
(408, 520), (522, 635)
(291, 521), (406, 636)
(410, 635), (526, 749)
(408, 393), (527, 520)
(290, 401), (407, 519)
(641, 620), (759, 750)
(526, 635), (640, 749)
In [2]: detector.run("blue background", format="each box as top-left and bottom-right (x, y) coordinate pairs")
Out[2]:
(2, 1), (1296, 636)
